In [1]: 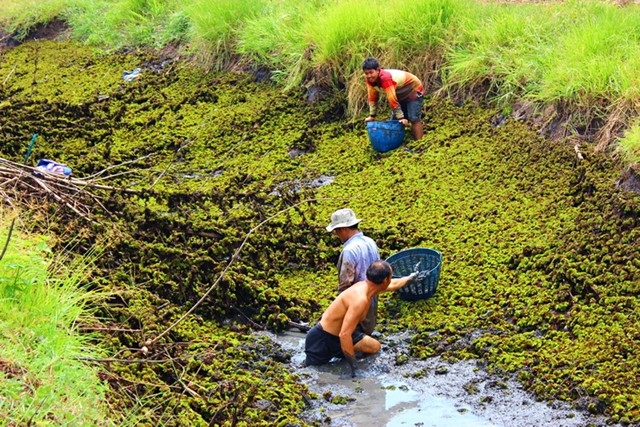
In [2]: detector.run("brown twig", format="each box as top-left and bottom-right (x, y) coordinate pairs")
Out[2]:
(99, 370), (179, 391)
(82, 153), (155, 180)
(79, 326), (142, 332)
(0, 217), (16, 262)
(167, 348), (202, 399)
(2, 62), (16, 86)
(76, 346), (219, 365)
(230, 305), (265, 330)
(76, 357), (178, 364)
(0, 156), (141, 221)
(288, 321), (311, 333)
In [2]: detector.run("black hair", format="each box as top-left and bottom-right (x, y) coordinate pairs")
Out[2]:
(362, 57), (380, 70)
(366, 260), (392, 284)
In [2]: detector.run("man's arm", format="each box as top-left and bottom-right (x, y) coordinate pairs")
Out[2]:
(384, 273), (419, 293)
(339, 303), (361, 378)
(381, 83), (404, 120)
(338, 260), (356, 292)
(338, 300), (367, 358)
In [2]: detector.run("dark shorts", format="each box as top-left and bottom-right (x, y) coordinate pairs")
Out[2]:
(304, 323), (365, 366)
(392, 93), (424, 123)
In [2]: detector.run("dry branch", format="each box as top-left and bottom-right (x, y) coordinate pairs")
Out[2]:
(0, 156), (142, 221)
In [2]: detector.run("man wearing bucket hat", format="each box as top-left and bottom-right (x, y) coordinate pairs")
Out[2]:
(326, 208), (380, 335)
(362, 56), (424, 140)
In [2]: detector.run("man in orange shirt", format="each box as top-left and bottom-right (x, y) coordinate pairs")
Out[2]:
(363, 57), (424, 140)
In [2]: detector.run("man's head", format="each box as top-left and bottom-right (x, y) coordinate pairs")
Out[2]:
(326, 208), (362, 232)
(366, 260), (393, 285)
(362, 57), (381, 84)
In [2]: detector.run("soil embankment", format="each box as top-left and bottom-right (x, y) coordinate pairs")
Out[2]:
(0, 40), (638, 426)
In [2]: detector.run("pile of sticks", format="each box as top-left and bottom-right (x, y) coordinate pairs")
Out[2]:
(0, 157), (139, 221)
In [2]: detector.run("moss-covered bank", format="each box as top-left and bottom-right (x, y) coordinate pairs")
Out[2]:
(0, 40), (638, 425)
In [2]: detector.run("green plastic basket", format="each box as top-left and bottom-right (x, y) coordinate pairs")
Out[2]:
(386, 248), (442, 301)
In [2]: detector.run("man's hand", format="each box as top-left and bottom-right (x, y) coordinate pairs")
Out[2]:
(364, 116), (376, 123)
(345, 355), (357, 378)
(407, 272), (420, 283)
(399, 118), (409, 126)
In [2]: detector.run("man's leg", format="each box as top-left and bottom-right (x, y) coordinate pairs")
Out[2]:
(405, 95), (424, 140)
(354, 335), (381, 354)
(305, 323), (336, 366)
(411, 121), (423, 140)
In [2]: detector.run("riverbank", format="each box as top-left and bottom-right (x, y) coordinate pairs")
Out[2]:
(261, 330), (619, 427)
(0, 38), (638, 426)
(2, 0), (640, 168)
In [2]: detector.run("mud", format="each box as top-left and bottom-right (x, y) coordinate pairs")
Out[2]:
(260, 330), (619, 427)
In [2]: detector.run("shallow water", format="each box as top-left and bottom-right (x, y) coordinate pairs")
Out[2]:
(258, 330), (617, 427)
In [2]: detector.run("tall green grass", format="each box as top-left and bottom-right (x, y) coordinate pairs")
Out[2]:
(185, 0), (266, 70)
(67, 0), (190, 48)
(304, 0), (382, 69)
(0, 0), (68, 39)
(381, 0), (471, 70)
(443, 2), (559, 105)
(236, 0), (324, 87)
(5, 0), (640, 106)
(618, 121), (640, 164)
(3, 0), (640, 163)
(0, 216), (115, 426)
(537, 1), (640, 107)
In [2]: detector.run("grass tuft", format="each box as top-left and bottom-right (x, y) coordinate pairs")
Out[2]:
(537, 1), (640, 106)
(185, 0), (266, 70)
(0, 0), (68, 40)
(0, 214), (114, 426)
(618, 121), (640, 165)
(443, 2), (557, 105)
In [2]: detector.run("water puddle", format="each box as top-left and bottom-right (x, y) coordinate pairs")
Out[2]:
(257, 330), (618, 427)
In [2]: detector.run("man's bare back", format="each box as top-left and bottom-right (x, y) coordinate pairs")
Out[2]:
(304, 260), (417, 373)
(319, 280), (370, 337)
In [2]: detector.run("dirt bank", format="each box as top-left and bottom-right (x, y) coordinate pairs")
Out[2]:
(0, 39), (638, 426)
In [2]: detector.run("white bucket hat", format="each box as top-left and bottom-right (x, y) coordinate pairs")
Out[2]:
(326, 208), (362, 232)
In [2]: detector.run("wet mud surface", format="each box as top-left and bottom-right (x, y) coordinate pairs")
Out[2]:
(261, 330), (620, 427)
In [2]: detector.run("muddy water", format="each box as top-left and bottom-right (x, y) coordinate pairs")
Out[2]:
(257, 330), (618, 427)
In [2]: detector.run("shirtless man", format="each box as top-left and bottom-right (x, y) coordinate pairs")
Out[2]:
(304, 260), (417, 376)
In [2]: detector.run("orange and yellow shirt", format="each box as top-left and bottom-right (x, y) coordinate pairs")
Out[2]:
(366, 69), (424, 119)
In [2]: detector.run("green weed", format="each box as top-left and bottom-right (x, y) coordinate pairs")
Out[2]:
(618, 121), (640, 164)
(0, 215), (115, 426)
(185, 0), (266, 70)
(443, 2), (557, 105)
(0, 0), (67, 39)
(536, 1), (640, 106)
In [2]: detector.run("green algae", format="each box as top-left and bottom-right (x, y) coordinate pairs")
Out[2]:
(1, 40), (639, 425)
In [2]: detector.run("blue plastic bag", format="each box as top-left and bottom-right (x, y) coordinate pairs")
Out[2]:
(36, 159), (72, 176)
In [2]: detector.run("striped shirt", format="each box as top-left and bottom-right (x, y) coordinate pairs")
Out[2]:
(367, 69), (424, 119)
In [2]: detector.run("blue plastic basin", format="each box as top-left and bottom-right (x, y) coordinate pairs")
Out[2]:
(367, 120), (405, 152)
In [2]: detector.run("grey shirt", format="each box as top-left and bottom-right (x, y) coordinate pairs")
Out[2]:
(336, 232), (380, 335)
